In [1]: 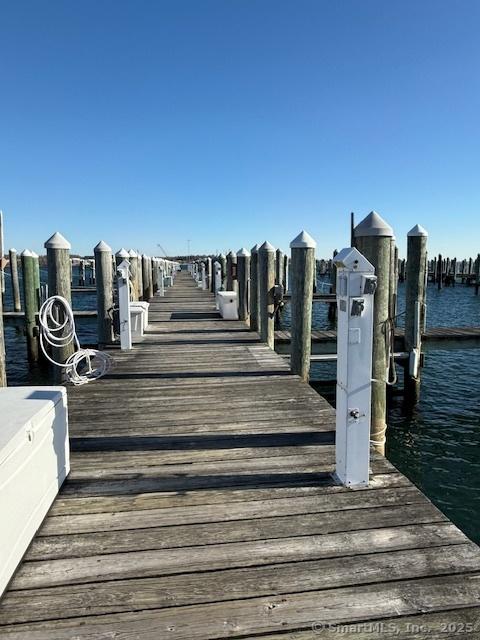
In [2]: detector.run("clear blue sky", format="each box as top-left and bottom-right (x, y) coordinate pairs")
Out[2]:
(1, 0), (479, 258)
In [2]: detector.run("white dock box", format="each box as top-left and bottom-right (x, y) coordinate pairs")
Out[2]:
(130, 301), (150, 331)
(130, 306), (145, 340)
(0, 387), (69, 596)
(217, 291), (239, 320)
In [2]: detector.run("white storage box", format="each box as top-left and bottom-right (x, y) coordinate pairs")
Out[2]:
(217, 291), (239, 320)
(0, 386), (69, 596)
(130, 301), (149, 331)
(130, 307), (144, 340)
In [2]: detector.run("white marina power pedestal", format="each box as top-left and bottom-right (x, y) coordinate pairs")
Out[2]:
(117, 259), (132, 350)
(0, 387), (69, 596)
(333, 247), (376, 487)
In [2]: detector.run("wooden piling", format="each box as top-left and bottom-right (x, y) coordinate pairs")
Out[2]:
(137, 252), (144, 300)
(142, 254), (151, 300)
(226, 251), (237, 292)
(258, 241), (275, 349)
(79, 259), (86, 286)
(404, 225), (428, 405)
(206, 257), (212, 292)
(9, 248), (21, 312)
(44, 232), (75, 381)
(21, 249), (40, 362)
(475, 254), (480, 295)
(148, 257), (154, 298)
(236, 248), (250, 323)
(437, 254), (443, 290)
(289, 231), (316, 382)
(31, 251), (41, 308)
(283, 254), (289, 291)
(250, 244), (259, 332)
(388, 238), (397, 322)
(274, 248), (284, 327)
(275, 249), (284, 287)
(94, 241), (114, 345)
(218, 254), (226, 290)
(354, 211), (393, 455)
(152, 258), (159, 294)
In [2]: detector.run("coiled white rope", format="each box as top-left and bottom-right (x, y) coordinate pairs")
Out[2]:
(39, 295), (113, 385)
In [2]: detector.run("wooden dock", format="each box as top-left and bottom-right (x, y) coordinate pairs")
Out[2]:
(1, 271), (480, 638)
(275, 326), (480, 354)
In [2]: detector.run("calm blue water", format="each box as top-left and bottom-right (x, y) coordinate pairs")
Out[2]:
(2, 267), (480, 543)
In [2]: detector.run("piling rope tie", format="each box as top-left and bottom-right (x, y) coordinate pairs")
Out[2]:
(369, 424), (387, 448)
(39, 295), (113, 386)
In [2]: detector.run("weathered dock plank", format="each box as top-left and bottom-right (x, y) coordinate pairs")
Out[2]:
(1, 271), (479, 638)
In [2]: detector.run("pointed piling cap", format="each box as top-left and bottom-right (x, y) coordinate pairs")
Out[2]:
(9, 248), (17, 254)
(21, 249), (33, 257)
(408, 224), (428, 237)
(94, 240), (112, 253)
(44, 231), (71, 249)
(259, 240), (275, 252)
(116, 247), (129, 257)
(290, 230), (317, 249)
(354, 211), (393, 238)
(128, 249), (137, 257)
(237, 247), (251, 257)
(227, 250), (235, 257)
(250, 243), (259, 253)
(30, 251), (39, 258)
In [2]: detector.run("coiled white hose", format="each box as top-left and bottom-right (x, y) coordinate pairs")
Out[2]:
(39, 295), (113, 385)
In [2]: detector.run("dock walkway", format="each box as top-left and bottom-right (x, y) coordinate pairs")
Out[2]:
(1, 272), (480, 638)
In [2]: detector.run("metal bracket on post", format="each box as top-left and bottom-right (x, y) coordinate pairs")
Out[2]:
(333, 247), (376, 487)
(117, 259), (132, 351)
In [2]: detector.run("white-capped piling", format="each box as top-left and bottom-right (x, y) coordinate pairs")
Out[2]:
(94, 241), (114, 345)
(258, 241), (275, 349)
(45, 232), (75, 381)
(404, 224), (428, 405)
(354, 211), (393, 454)
(250, 245), (259, 332)
(226, 251), (237, 292)
(290, 231), (316, 382)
